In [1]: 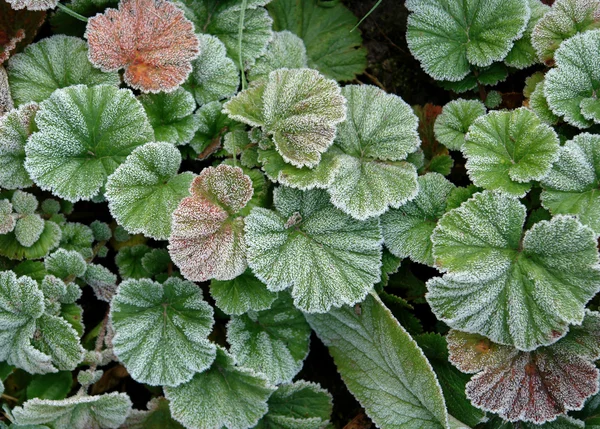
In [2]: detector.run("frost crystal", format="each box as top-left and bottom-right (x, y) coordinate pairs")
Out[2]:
(12, 190), (37, 214)
(0, 105), (36, 189)
(85, 0), (200, 93)
(434, 99), (486, 151)
(248, 31), (308, 83)
(14, 214), (45, 247)
(44, 249), (86, 280)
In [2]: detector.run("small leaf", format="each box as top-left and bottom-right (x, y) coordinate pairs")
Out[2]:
(32, 313), (84, 371)
(0, 103), (37, 189)
(44, 249), (86, 280)
(210, 269), (278, 316)
(110, 277), (216, 387)
(85, 0), (200, 93)
(26, 372), (72, 400)
(115, 245), (152, 280)
(434, 99), (486, 151)
(121, 397), (185, 429)
(0, 199), (15, 234)
(14, 214), (44, 247)
(248, 31), (308, 83)
(189, 101), (245, 156)
(140, 249), (171, 276)
(58, 223), (93, 259)
(0, 220), (61, 261)
(505, 0), (549, 68)
(82, 263), (117, 303)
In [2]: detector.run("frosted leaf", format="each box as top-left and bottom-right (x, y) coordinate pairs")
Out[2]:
(326, 85), (420, 220)
(89, 220), (111, 242)
(381, 173), (456, 267)
(82, 263), (116, 303)
(32, 313), (84, 371)
(168, 164), (254, 282)
(190, 101), (245, 156)
(85, 0), (200, 93)
(0, 66), (12, 115)
(5, 0), (56, 10)
(505, 0), (550, 68)
(12, 190), (37, 214)
(6, 35), (120, 107)
(428, 191), (600, 351)
(183, 34), (239, 106)
(255, 381), (333, 429)
(110, 277), (215, 387)
(529, 79), (559, 125)
(434, 99), (486, 152)
(464, 107), (560, 197)
(0, 103), (36, 189)
(227, 293), (311, 384)
(115, 245), (152, 279)
(164, 347), (275, 429)
(44, 249), (86, 280)
(0, 199), (15, 234)
(106, 142), (194, 241)
(121, 397), (184, 429)
(245, 186), (382, 313)
(541, 133), (600, 236)
(0, 4), (45, 65)
(0, 220), (61, 261)
(138, 89), (199, 146)
(447, 311), (600, 423)
(545, 30), (600, 128)
(41, 275), (80, 305)
(406, 0), (530, 81)
(12, 392), (132, 429)
(210, 269), (278, 316)
(141, 249), (171, 276)
(58, 223), (93, 259)
(14, 214), (44, 247)
(248, 31), (307, 83)
(25, 84), (154, 202)
(532, 0), (600, 65)
(224, 68), (346, 168)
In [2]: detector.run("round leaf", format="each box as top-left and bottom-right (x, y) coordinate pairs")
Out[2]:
(434, 99), (486, 151)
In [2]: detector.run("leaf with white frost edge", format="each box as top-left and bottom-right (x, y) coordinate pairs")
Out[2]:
(541, 133), (600, 236)
(434, 99), (486, 152)
(245, 186), (382, 313)
(82, 263), (117, 303)
(406, 0), (530, 81)
(25, 84), (154, 202)
(381, 173), (456, 267)
(428, 190), (600, 351)
(115, 245), (151, 280)
(0, 103), (37, 189)
(0, 220), (61, 261)
(0, 199), (15, 234)
(32, 313), (84, 371)
(306, 292), (449, 429)
(12, 392), (132, 429)
(169, 164), (254, 282)
(58, 223), (93, 259)
(447, 311), (600, 424)
(6, 35), (120, 107)
(326, 85), (419, 220)
(210, 269), (278, 316)
(110, 277), (216, 387)
(14, 214), (44, 247)
(505, 0), (549, 68)
(44, 249), (86, 280)
(164, 347), (275, 429)
(529, 79), (559, 125)
(227, 293), (310, 384)
(248, 31), (308, 83)
(106, 142), (194, 241)
(189, 101), (245, 156)
(464, 107), (559, 197)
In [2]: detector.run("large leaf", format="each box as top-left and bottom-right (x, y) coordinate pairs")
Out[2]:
(210, 269), (278, 316)
(428, 190), (600, 351)
(0, 102), (37, 189)
(245, 186), (382, 313)
(25, 84), (154, 202)
(306, 293), (449, 429)
(110, 277), (216, 387)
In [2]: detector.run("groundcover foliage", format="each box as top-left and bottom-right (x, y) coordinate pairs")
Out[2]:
(1, 0), (600, 428)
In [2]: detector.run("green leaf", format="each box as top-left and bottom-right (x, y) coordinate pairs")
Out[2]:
(267, 0), (367, 81)
(59, 304), (83, 337)
(427, 154), (454, 176)
(248, 31), (308, 83)
(428, 190), (600, 351)
(6, 35), (119, 107)
(106, 142), (194, 241)
(464, 107), (560, 197)
(0, 220), (61, 261)
(13, 261), (46, 282)
(255, 381), (333, 429)
(140, 249), (171, 276)
(224, 68), (346, 168)
(115, 245), (152, 280)
(26, 372), (72, 400)
(306, 293), (449, 429)
(541, 133), (600, 236)
(227, 293), (311, 384)
(32, 314), (84, 372)
(189, 101), (244, 157)
(110, 277), (216, 387)
(15, 214), (44, 248)
(545, 30), (600, 128)
(12, 392), (132, 429)
(82, 263), (117, 303)
(434, 99), (486, 151)
(25, 84), (154, 202)
(381, 173), (456, 267)
(183, 33), (240, 106)
(245, 186), (382, 313)
(529, 79), (559, 125)
(121, 397), (185, 429)
(210, 269), (278, 316)
(59, 223), (93, 260)
(0, 103), (37, 189)
(505, 0), (549, 68)
(447, 311), (600, 424)
(164, 347), (275, 429)
(45, 249), (86, 280)
(406, 0), (529, 81)
(326, 85), (420, 220)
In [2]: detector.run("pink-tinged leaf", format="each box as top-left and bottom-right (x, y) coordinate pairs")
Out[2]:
(0, 0), (45, 64)
(0, 66), (13, 115)
(85, 0), (200, 93)
(169, 164), (254, 282)
(447, 312), (600, 424)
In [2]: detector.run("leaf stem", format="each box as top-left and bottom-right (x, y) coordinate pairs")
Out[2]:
(238, 0), (248, 90)
(351, 0), (382, 32)
(56, 3), (89, 23)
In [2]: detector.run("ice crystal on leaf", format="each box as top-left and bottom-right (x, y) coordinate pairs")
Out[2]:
(529, 79), (559, 125)
(224, 68), (346, 168)
(227, 293), (311, 384)
(25, 84), (154, 202)
(447, 311), (600, 423)
(0, 220), (61, 261)
(210, 269), (278, 316)
(434, 99), (486, 152)
(541, 133), (600, 236)
(106, 142), (194, 241)
(164, 347), (275, 429)
(5, 0), (56, 10)
(84, 0), (200, 93)
(14, 214), (45, 248)
(82, 263), (116, 303)
(12, 190), (37, 215)
(381, 173), (456, 267)
(11, 392), (132, 429)
(406, 0), (530, 81)
(428, 190), (600, 351)
(110, 277), (216, 387)
(0, 103), (37, 189)
(7, 35), (120, 107)
(44, 249), (86, 280)
(245, 186), (382, 313)
(248, 31), (308, 83)
(464, 108), (560, 197)
(545, 30), (600, 128)
(169, 164), (254, 282)
(505, 0), (549, 69)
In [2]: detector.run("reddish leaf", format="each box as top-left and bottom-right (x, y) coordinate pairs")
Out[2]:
(0, 0), (45, 64)
(0, 66), (13, 115)
(85, 0), (200, 93)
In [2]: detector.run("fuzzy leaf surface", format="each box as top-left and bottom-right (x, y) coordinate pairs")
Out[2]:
(0, 220), (61, 261)
(505, 0), (549, 68)
(0, 102), (37, 189)
(248, 31), (307, 83)
(210, 269), (278, 316)
(434, 99), (486, 151)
